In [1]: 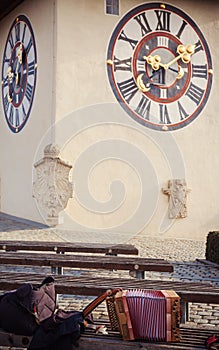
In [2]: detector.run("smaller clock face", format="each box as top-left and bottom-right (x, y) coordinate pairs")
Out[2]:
(2, 15), (37, 133)
(107, 3), (213, 131)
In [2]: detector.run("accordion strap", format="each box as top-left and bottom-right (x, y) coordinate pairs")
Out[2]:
(83, 288), (121, 318)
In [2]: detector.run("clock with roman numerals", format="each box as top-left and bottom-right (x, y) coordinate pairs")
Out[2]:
(2, 15), (37, 133)
(107, 3), (213, 131)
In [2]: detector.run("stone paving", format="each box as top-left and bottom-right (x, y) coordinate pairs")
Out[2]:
(0, 212), (218, 330)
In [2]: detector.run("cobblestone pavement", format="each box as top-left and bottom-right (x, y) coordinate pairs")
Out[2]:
(0, 212), (218, 330)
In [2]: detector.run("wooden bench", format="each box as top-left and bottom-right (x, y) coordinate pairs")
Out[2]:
(0, 251), (173, 279)
(0, 240), (139, 256)
(0, 272), (218, 349)
(0, 323), (215, 349)
(75, 326), (215, 349)
(0, 240), (140, 276)
(0, 271), (218, 323)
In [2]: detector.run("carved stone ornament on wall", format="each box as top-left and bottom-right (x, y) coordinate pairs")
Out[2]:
(33, 144), (73, 226)
(162, 179), (190, 219)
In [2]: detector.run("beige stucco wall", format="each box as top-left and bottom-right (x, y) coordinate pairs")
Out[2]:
(0, 0), (55, 222)
(53, 0), (219, 241)
(1, 0), (219, 242)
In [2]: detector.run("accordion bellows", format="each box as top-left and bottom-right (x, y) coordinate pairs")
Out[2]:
(106, 289), (180, 342)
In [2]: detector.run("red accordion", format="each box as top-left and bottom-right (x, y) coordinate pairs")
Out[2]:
(106, 289), (180, 342)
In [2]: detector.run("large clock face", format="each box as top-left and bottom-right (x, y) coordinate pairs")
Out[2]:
(107, 3), (213, 131)
(2, 15), (37, 133)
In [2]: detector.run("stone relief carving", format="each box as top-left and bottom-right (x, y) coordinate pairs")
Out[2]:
(33, 144), (73, 226)
(162, 179), (190, 219)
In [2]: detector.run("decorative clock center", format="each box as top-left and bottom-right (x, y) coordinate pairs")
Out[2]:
(132, 33), (192, 103)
